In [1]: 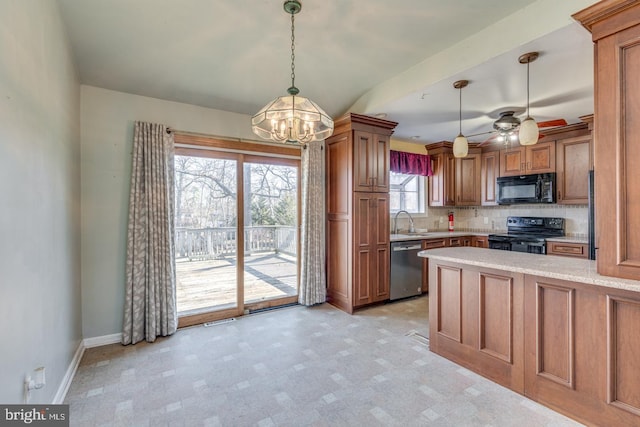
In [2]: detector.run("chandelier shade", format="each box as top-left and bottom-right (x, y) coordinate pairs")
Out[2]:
(251, 94), (334, 144)
(251, 0), (333, 144)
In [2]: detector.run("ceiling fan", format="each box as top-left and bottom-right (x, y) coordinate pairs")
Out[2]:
(475, 111), (567, 147)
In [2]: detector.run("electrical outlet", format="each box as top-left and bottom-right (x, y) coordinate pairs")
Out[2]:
(484, 217), (489, 225)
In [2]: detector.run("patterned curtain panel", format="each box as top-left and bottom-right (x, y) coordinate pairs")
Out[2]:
(299, 140), (326, 306)
(122, 121), (177, 345)
(390, 150), (433, 176)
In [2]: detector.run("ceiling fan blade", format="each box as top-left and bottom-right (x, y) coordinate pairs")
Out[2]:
(478, 133), (499, 147)
(537, 119), (567, 128)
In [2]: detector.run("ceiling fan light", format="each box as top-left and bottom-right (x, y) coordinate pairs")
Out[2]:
(519, 117), (539, 145)
(453, 134), (469, 158)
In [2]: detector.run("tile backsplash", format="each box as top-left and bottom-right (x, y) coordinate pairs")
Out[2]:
(392, 204), (588, 237)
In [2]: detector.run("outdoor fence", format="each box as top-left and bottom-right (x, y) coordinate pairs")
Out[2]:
(175, 226), (297, 261)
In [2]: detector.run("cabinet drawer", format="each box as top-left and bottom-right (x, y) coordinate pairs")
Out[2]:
(547, 242), (588, 258)
(449, 237), (462, 247)
(423, 238), (447, 249)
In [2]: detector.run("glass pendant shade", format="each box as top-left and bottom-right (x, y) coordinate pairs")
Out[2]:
(251, 0), (334, 144)
(252, 94), (333, 144)
(453, 134), (469, 158)
(518, 117), (539, 145)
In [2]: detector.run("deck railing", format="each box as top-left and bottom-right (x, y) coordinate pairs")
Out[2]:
(176, 226), (297, 261)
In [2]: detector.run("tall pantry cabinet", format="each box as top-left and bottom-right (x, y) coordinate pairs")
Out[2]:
(575, 0), (640, 281)
(325, 113), (398, 313)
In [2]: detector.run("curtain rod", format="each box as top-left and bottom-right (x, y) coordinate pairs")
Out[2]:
(166, 127), (302, 150)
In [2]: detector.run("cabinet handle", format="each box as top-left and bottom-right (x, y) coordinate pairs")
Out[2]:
(528, 161), (531, 170)
(521, 162), (525, 171)
(558, 190), (562, 200)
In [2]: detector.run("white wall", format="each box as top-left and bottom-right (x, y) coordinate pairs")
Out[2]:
(80, 85), (257, 339)
(0, 0), (81, 403)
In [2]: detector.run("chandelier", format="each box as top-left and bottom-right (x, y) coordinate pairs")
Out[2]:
(251, 0), (334, 144)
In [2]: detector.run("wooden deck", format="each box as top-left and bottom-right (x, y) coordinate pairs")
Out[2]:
(176, 252), (297, 314)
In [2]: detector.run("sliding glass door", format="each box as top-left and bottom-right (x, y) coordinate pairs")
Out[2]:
(174, 148), (299, 326)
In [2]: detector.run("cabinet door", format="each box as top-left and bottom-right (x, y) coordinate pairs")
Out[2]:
(372, 196), (390, 301)
(353, 130), (374, 192)
(372, 134), (390, 192)
(428, 153), (444, 207)
(353, 131), (389, 193)
(500, 147), (526, 177)
(594, 20), (640, 280)
(444, 154), (457, 205)
(526, 141), (555, 174)
(456, 153), (481, 206)
(481, 150), (500, 205)
(557, 135), (591, 204)
(473, 236), (489, 248)
(353, 194), (389, 306)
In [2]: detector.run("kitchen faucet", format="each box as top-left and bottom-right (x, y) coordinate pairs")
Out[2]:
(393, 210), (415, 234)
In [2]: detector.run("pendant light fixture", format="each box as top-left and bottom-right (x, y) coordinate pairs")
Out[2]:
(518, 51), (539, 146)
(252, 0), (333, 144)
(452, 80), (469, 158)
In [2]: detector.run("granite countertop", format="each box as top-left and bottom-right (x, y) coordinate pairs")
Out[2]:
(545, 236), (588, 244)
(418, 247), (640, 292)
(390, 230), (494, 242)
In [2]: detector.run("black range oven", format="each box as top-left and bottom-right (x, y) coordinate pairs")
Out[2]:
(488, 216), (564, 254)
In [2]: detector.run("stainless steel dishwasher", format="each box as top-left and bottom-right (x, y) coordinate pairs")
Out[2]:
(390, 241), (423, 300)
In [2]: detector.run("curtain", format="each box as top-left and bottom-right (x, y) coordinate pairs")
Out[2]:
(390, 150), (432, 176)
(298, 140), (326, 306)
(122, 121), (177, 345)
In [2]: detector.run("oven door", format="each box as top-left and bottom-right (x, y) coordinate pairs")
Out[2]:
(511, 240), (546, 254)
(488, 239), (512, 251)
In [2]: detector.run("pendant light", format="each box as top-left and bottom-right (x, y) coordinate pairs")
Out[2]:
(452, 80), (469, 158)
(518, 52), (539, 146)
(252, 0), (333, 144)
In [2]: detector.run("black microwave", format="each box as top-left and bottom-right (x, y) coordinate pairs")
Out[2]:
(496, 173), (555, 205)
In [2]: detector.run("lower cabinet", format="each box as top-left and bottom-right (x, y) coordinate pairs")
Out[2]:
(429, 261), (525, 392)
(523, 275), (640, 426)
(429, 259), (640, 426)
(546, 241), (588, 258)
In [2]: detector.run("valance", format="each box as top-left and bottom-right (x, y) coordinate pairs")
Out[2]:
(390, 150), (432, 176)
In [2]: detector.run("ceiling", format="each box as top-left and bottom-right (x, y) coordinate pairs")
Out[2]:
(56, 0), (596, 145)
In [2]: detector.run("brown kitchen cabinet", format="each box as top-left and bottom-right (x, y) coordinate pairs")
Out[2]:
(556, 132), (592, 205)
(429, 260), (526, 392)
(353, 194), (390, 306)
(428, 254), (640, 426)
(547, 241), (588, 258)
(455, 152), (482, 206)
(480, 149), (500, 206)
(420, 238), (447, 293)
(429, 142), (481, 206)
(353, 129), (390, 193)
(574, 0), (640, 280)
(523, 275), (640, 426)
(499, 141), (555, 177)
(473, 235), (489, 248)
(325, 113), (398, 313)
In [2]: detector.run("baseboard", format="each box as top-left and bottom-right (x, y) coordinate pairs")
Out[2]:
(53, 341), (84, 404)
(51, 333), (122, 404)
(83, 333), (122, 348)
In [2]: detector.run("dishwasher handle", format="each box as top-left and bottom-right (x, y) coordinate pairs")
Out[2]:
(392, 244), (422, 251)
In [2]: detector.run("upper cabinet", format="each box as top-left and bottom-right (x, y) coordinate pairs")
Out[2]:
(556, 117), (593, 205)
(500, 141), (555, 177)
(481, 149), (500, 206)
(574, 0), (640, 281)
(353, 130), (390, 192)
(428, 142), (481, 207)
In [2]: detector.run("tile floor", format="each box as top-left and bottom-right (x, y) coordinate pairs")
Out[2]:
(65, 296), (583, 426)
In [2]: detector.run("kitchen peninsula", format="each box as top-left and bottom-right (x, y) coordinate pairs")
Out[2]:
(420, 247), (640, 426)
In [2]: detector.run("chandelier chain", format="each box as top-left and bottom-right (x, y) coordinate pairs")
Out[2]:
(526, 61), (530, 117)
(290, 13), (296, 89)
(458, 86), (462, 135)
